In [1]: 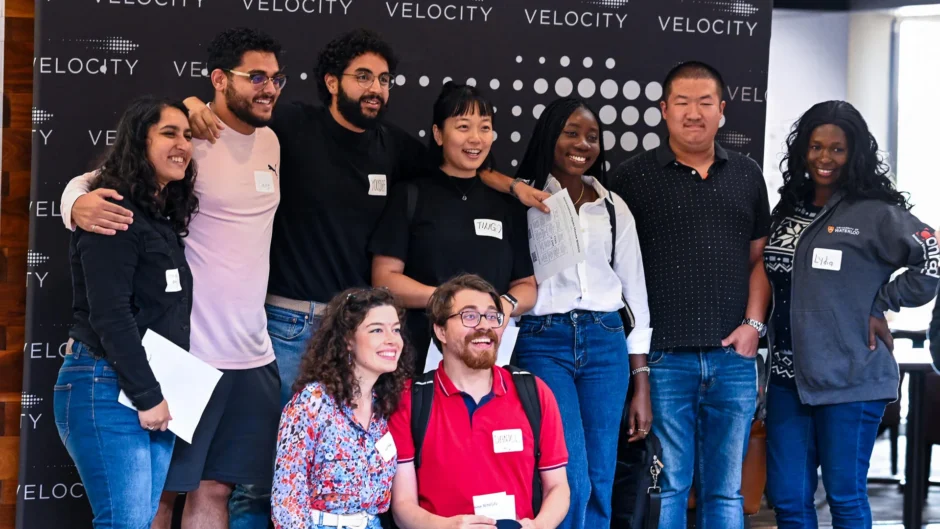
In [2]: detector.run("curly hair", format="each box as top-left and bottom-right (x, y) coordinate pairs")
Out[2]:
(515, 97), (607, 192)
(91, 97), (198, 236)
(778, 100), (910, 210)
(315, 28), (399, 106)
(207, 27), (282, 74)
(293, 288), (414, 418)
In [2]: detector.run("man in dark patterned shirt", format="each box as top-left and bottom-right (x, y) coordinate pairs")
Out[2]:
(609, 61), (771, 529)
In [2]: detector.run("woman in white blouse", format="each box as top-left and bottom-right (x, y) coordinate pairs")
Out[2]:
(511, 97), (653, 529)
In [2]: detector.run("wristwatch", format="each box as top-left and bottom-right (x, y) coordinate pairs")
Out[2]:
(743, 318), (767, 338)
(501, 293), (519, 313)
(509, 177), (525, 198)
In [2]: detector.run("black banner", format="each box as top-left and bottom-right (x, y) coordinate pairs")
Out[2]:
(19, 0), (771, 526)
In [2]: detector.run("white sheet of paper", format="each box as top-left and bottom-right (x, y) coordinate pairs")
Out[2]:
(527, 189), (586, 283)
(423, 325), (519, 374)
(473, 492), (517, 521)
(118, 330), (223, 444)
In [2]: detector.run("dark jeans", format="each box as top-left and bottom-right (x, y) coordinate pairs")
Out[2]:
(765, 382), (888, 529)
(228, 303), (322, 529)
(515, 310), (630, 529)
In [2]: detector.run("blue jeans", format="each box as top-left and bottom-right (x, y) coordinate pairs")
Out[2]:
(54, 341), (175, 528)
(765, 383), (887, 529)
(648, 348), (757, 529)
(229, 303), (322, 529)
(515, 310), (630, 529)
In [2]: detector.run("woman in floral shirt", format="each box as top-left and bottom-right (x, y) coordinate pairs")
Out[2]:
(272, 288), (414, 529)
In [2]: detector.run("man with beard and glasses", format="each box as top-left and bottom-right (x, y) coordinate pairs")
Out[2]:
(387, 274), (571, 529)
(59, 28), (285, 529)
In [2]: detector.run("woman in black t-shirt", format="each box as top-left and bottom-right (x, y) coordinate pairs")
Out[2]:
(370, 83), (536, 369)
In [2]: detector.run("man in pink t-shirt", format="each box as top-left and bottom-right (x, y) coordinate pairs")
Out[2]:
(60, 29), (285, 529)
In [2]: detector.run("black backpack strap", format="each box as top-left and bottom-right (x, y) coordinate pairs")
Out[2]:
(605, 197), (616, 266)
(410, 369), (436, 469)
(506, 365), (543, 516)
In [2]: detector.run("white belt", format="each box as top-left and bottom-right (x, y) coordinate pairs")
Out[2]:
(310, 510), (373, 529)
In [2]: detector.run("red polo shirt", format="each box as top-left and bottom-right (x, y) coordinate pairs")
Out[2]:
(389, 363), (568, 519)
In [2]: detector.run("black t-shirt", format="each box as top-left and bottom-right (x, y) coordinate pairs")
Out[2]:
(610, 141), (771, 351)
(369, 169), (534, 355)
(267, 102), (429, 302)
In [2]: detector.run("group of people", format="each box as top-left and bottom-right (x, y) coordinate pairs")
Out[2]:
(51, 24), (938, 529)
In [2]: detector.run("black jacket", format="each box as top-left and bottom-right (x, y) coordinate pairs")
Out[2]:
(69, 198), (193, 410)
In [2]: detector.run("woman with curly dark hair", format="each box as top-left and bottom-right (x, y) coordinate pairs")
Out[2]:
(55, 96), (197, 528)
(272, 287), (413, 529)
(763, 100), (938, 528)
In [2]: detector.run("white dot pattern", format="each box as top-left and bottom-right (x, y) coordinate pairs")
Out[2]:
(27, 250), (50, 267)
(395, 75), (406, 86)
(708, 0), (760, 16)
(609, 146), (772, 350)
(420, 76), (430, 87)
(717, 130), (750, 148)
(32, 108), (53, 125)
(73, 37), (139, 55)
(21, 392), (43, 409)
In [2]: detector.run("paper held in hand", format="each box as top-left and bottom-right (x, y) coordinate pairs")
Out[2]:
(527, 189), (586, 283)
(117, 330), (222, 444)
(473, 491), (517, 521)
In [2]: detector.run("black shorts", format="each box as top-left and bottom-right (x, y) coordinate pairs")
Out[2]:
(163, 360), (280, 491)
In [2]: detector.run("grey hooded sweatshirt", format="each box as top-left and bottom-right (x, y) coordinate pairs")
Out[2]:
(768, 190), (939, 406)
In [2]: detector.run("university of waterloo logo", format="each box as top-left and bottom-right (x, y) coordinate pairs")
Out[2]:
(827, 226), (834, 234)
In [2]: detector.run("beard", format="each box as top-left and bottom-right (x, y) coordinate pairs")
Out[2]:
(225, 83), (273, 128)
(456, 329), (499, 370)
(336, 83), (386, 130)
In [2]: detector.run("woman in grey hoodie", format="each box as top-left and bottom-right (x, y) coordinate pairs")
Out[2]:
(762, 100), (939, 529)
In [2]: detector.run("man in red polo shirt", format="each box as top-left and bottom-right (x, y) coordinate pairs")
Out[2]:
(389, 274), (570, 529)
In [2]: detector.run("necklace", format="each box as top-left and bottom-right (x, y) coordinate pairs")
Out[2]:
(573, 181), (586, 205)
(450, 176), (479, 201)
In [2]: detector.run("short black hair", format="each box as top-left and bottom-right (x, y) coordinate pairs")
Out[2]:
(662, 61), (725, 102)
(206, 27), (282, 74)
(315, 29), (399, 106)
(429, 82), (495, 171)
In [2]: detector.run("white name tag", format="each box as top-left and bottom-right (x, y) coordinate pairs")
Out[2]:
(812, 248), (842, 271)
(492, 428), (523, 453)
(165, 269), (182, 292)
(475, 219), (503, 240)
(368, 174), (388, 196)
(375, 432), (397, 462)
(254, 170), (275, 193)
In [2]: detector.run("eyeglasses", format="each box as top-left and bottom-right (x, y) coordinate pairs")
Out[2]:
(447, 310), (505, 329)
(343, 72), (395, 90)
(227, 69), (288, 90)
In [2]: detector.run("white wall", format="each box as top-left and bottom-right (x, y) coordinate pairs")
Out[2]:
(763, 9), (850, 208)
(847, 12), (894, 160)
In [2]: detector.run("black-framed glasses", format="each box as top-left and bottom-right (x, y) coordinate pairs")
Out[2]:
(227, 69), (288, 90)
(447, 310), (504, 329)
(343, 71), (395, 89)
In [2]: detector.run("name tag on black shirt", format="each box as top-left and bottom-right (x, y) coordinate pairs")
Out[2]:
(475, 219), (503, 239)
(369, 174), (388, 196)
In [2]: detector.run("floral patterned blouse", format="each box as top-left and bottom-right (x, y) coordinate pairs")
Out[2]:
(272, 382), (397, 528)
